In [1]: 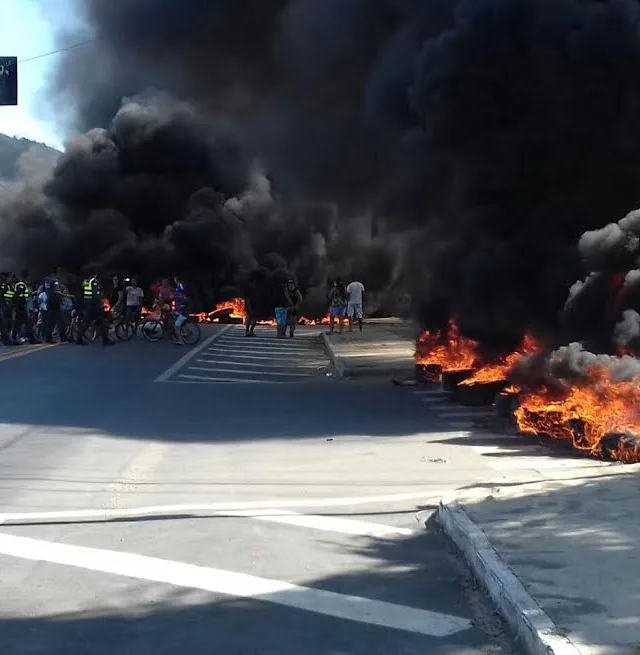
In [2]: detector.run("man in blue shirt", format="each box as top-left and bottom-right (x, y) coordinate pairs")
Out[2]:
(173, 277), (189, 346)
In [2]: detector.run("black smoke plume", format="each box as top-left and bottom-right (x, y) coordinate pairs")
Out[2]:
(5, 0), (640, 324)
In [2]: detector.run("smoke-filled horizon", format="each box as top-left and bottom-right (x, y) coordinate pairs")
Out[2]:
(5, 0), (640, 326)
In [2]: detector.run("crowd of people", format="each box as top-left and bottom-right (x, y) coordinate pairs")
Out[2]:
(0, 272), (193, 347)
(0, 270), (366, 348)
(244, 276), (365, 338)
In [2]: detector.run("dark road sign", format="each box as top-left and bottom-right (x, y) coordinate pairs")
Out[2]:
(0, 57), (18, 106)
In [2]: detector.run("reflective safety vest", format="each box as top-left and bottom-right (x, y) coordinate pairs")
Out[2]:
(4, 284), (15, 301)
(83, 277), (98, 301)
(14, 281), (29, 299)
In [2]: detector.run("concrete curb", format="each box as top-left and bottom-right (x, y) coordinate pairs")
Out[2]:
(321, 331), (349, 377)
(437, 496), (582, 655)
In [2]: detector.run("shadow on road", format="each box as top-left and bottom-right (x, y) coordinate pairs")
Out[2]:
(0, 516), (515, 655)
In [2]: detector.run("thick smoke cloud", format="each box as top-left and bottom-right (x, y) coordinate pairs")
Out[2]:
(5, 0), (640, 324)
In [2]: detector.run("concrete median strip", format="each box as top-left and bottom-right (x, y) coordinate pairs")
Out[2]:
(321, 331), (348, 377)
(436, 495), (582, 655)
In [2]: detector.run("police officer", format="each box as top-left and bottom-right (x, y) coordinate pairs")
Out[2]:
(77, 273), (114, 346)
(11, 273), (39, 345)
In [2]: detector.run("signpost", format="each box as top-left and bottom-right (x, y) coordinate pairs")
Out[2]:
(0, 56), (18, 106)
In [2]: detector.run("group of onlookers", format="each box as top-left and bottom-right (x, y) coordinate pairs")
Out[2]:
(244, 275), (365, 339)
(327, 279), (365, 334)
(1, 269), (366, 346)
(0, 271), (186, 347)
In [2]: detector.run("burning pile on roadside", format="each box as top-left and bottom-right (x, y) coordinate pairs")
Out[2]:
(414, 203), (640, 464)
(415, 320), (479, 381)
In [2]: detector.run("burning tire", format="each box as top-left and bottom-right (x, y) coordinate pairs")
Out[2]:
(441, 369), (474, 393)
(141, 319), (164, 342)
(495, 390), (519, 420)
(455, 380), (507, 406)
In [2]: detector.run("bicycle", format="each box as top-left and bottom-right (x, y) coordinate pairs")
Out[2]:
(140, 311), (201, 345)
(70, 309), (113, 343)
(115, 309), (144, 342)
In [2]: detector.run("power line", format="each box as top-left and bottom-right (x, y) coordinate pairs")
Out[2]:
(17, 39), (95, 65)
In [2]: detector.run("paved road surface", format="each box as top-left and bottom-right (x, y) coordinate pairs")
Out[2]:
(0, 326), (518, 654)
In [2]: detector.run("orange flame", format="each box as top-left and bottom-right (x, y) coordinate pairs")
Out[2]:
(190, 297), (329, 326)
(210, 298), (247, 319)
(514, 365), (640, 462)
(459, 333), (543, 386)
(416, 319), (479, 372)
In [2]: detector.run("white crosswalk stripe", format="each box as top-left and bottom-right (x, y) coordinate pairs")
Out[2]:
(0, 492), (473, 638)
(157, 325), (330, 384)
(410, 386), (496, 429)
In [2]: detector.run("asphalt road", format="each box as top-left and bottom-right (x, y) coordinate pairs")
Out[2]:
(0, 325), (518, 655)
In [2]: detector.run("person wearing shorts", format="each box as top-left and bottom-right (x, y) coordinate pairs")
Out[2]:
(173, 278), (189, 345)
(346, 280), (365, 332)
(328, 279), (348, 334)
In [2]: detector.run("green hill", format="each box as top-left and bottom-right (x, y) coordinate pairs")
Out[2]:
(0, 132), (60, 181)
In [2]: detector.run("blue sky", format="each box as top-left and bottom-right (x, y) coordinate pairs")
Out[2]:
(0, 0), (81, 149)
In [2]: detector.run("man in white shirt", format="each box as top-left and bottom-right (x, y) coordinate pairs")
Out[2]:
(124, 277), (145, 326)
(346, 280), (365, 332)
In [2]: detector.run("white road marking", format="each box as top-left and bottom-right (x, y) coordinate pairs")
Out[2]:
(188, 366), (313, 377)
(176, 375), (283, 384)
(206, 346), (315, 357)
(196, 358), (325, 370)
(437, 410), (495, 417)
(413, 389), (447, 396)
(154, 326), (233, 383)
(216, 338), (316, 351)
(0, 491), (450, 525)
(216, 509), (416, 537)
(420, 397), (448, 404)
(0, 532), (471, 637)
(201, 348), (310, 364)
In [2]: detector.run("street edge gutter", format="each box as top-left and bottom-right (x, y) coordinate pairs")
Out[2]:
(153, 325), (233, 382)
(320, 331), (349, 378)
(436, 495), (583, 655)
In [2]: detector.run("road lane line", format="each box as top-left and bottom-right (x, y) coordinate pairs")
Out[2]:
(420, 397), (448, 403)
(154, 326), (232, 382)
(437, 410), (495, 417)
(216, 509), (416, 537)
(176, 374), (283, 384)
(188, 366), (313, 377)
(413, 388), (446, 396)
(200, 352), (327, 363)
(205, 348), (314, 358)
(0, 531), (471, 637)
(207, 346), (318, 356)
(215, 338), (317, 350)
(196, 358), (325, 370)
(0, 491), (451, 525)
(0, 342), (59, 363)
